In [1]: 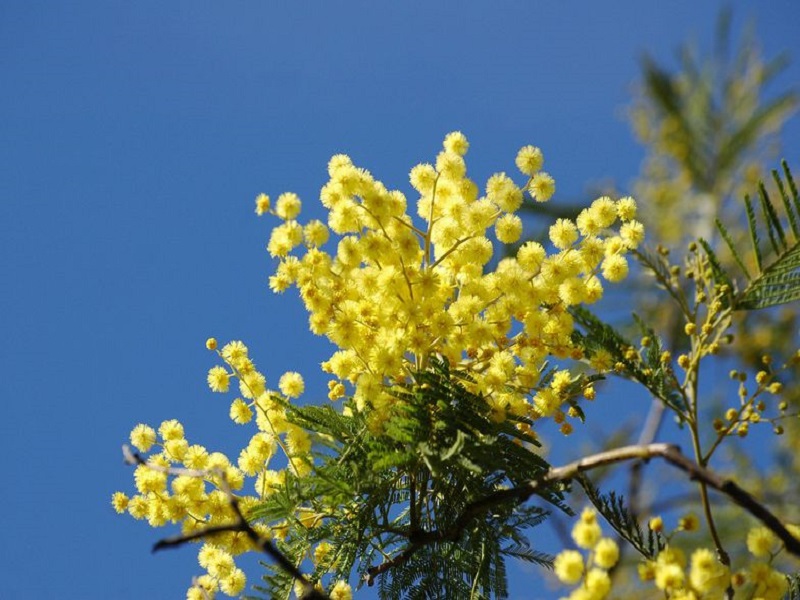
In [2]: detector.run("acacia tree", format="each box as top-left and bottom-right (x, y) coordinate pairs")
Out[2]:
(112, 19), (800, 600)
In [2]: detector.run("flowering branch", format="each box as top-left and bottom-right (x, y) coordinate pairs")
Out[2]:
(365, 443), (800, 585)
(121, 446), (329, 600)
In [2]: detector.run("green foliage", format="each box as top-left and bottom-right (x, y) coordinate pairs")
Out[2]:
(714, 162), (800, 310)
(638, 13), (797, 194)
(629, 9), (797, 258)
(251, 543), (309, 600)
(570, 306), (686, 415)
(247, 358), (569, 599)
(579, 475), (665, 560)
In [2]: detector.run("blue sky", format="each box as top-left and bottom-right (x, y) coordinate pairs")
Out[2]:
(2, 2), (799, 599)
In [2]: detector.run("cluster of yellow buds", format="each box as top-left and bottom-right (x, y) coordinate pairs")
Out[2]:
(713, 352), (797, 439)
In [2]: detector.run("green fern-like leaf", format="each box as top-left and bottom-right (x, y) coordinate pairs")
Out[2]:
(774, 166), (800, 239)
(737, 265), (800, 310)
(712, 163), (800, 311)
(248, 357), (564, 600)
(697, 238), (733, 292)
(784, 160), (800, 217)
(758, 182), (787, 253)
(570, 307), (686, 415)
(715, 217), (751, 279)
(744, 195), (763, 273)
(500, 542), (553, 568)
(579, 475), (665, 560)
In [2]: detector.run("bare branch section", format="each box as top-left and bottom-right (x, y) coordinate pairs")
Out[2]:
(366, 443), (800, 585)
(122, 445), (330, 600)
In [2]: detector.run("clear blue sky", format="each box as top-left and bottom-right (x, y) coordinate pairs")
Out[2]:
(2, 2), (798, 599)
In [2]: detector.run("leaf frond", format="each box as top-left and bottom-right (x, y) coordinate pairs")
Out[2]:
(578, 476), (665, 560)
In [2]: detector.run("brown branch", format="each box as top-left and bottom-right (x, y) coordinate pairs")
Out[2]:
(122, 445), (329, 600)
(365, 442), (800, 585)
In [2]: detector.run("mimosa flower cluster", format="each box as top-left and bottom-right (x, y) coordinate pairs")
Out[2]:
(113, 134), (642, 598)
(112, 418), (252, 598)
(260, 132), (641, 429)
(553, 508), (619, 600)
(111, 338), (353, 599)
(555, 510), (797, 600)
(639, 521), (798, 600)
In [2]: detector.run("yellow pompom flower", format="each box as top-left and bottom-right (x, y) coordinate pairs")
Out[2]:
(689, 548), (730, 594)
(221, 340), (248, 367)
(616, 196), (637, 221)
(601, 254), (628, 282)
(237, 448), (263, 476)
(182, 444), (209, 469)
(197, 544), (217, 569)
(638, 560), (656, 581)
(314, 541), (333, 565)
(129, 423), (157, 452)
(187, 574), (217, 600)
(515, 145), (544, 175)
(186, 587), (207, 600)
(572, 509), (602, 549)
(529, 172), (555, 202)
(594, 538), (619, 569)
(487, 172), (523, 212)
(649, 516), (664, 532)
(443, 131), (469, 156)
(165, 438), (189, 461)
(207, 549), (236, 579)
(654, 562), (685, 591)
(267, 225), (294, 257)
(620, 220), (645, 248)
(207, 365), (230, 393)
(275, 192), (302, 220)
(327, 153), (352, 178)
(589, 197), (618, 228)
(409, 163), (437, 193)
(304, 220), (329, 247)
(576, 208), (603, 236)
(111, 492), (129, 514)
(436, 151), (467, 180)
(279, 371), (305, 398)
(205, 337), (217, 350)
(747, 526), (778, 557)
(328, 381), (346, 401)
(158, 419), (184, 441)
(229, 398), (252, 424)
(549, 218), (579, 249)
(495, 213), (523, 244)
(255, 193), (271, 216)
(247, 373), (271, 403)
(554, 550), (584, 584)
(584, 568), (611, 598)
(517, 241), (546, 272)
(329, 580), (353, 600)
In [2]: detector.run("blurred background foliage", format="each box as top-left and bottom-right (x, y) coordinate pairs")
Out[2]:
(629, 10), (798, 361)
(519, 10), (800, 595)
